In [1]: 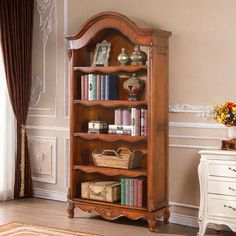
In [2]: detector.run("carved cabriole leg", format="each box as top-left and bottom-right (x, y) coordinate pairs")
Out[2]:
(148, 218), (157, 232)
(198, 220), (208, 236)
(163, 208), (170, 224)
(67, 202), (75, 218)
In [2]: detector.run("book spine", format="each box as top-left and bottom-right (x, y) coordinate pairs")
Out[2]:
(144, 109), (148, 136)
(105, 75), (109, 100)
(109, 76), (118, 100)
(96, 75), (101, 100)
(137, 179), (143, 208)
(92, 74), (97, 100)
(131, 108), (136, 136)
(88, 74), (94, 100)
(129, 178), (134, 206)
(122, 109), (131, 125)
(141, 109), (145, 136)
(125, 178), (130, 206)
(121, 178), (125, 205)
(114, 109), (122, 125)
(100, 75), (105, 100)
(81, 75), (85, 100)
(133, 179), (138, 207)
(84, 74), (88, 100)
(135, 109), (141, 136)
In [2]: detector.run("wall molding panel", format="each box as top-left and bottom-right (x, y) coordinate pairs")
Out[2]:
(169, 104), (213, 119)
(26, 125), (69, 132)
(29, 0), (57, 117)
(28, 135), (57, 184)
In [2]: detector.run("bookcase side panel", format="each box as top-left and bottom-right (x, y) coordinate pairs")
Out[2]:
(147, 38), (169, 211)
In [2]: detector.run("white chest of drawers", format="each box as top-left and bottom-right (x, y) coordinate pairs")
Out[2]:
(198, 150), (236, 236)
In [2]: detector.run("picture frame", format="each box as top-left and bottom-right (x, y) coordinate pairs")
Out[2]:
(92, 40), (111, 66)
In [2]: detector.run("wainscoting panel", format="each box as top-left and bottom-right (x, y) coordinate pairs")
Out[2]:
(28, 135), (57, 184)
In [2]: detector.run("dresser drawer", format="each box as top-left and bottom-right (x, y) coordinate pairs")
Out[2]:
(208, 180), (236, 196)
(208, 162), (236, 178)
(208, 194), (236, 219)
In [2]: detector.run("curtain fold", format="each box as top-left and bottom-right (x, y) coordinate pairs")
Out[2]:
(0, 46), (16, 201)
(0, 0), (34, 198)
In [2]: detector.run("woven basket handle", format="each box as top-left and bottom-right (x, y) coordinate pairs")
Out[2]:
(117, 147), (132, 154)
(101, 149), (121, 158)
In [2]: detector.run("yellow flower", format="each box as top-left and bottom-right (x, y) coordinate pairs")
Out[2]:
(221, 113), (226, 120)
(217, 117), (222, 123)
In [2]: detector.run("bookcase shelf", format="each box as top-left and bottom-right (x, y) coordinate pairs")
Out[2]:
(74, 133), (147, 142)
(73, 198), (148, 211)
(74, 165), (147, 177)
(66, 12), (171, 231)
(74, 100), (147, 108)
(74, 65), (147, 74)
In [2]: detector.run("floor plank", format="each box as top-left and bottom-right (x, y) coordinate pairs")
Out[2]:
(0, 198), (234, 236)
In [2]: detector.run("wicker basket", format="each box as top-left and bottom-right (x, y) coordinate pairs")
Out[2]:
(92, 147), (143, 169)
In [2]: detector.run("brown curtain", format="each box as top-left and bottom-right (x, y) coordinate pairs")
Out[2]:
(0, 0), (34, 198)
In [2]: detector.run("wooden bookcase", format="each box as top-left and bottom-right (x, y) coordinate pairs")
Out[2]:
(66, 12), (171, 231)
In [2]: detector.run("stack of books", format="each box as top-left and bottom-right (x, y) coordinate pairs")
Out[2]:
(108, 108), (148, 136)
(81, 74), (118, 100)
(120, 177), (147, 207)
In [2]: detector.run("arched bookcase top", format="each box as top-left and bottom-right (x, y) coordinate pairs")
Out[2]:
(66, 12), (171, 49)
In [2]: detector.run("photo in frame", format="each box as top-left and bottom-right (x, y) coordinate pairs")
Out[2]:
(92, 40), (111, 66)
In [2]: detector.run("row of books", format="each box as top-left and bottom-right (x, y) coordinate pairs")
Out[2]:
(109, 108), (147, 136)
(121, 177), (147, 207)
(80, 74), (118, 100)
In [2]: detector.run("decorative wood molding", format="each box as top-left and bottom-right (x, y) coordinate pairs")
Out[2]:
(95, 207), (123, 220)
(28, 135), (57, 184)
(169, 104), (213, 119)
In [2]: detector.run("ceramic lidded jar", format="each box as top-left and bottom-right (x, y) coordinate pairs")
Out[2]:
(130, 45), (147, 65)
(123, 73), (144, 101)
(117, 48), (129, 65)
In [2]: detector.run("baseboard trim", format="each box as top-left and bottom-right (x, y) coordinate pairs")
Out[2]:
(34, 188), (67, 202)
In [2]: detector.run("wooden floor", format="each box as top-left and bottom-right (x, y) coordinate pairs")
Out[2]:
(0, 198), (234, 236)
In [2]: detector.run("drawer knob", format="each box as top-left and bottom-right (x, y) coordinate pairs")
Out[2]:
(229, 187), (235, 191)
(228, 167), (236, 172)
(224, 204), (236, 211)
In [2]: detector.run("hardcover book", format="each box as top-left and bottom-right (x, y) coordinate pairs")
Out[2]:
(131, 108), (136, 136)
(114, 109), (122, 125)
(96, 75), (101, 100)
(121, 178), (126, 205)
(84, 74), (88, 100)
(135, 109), (141, 136)
(137, 178), (147, 208)
(141, 109), (145, 136)
(81, 75), (85, 100)
(101, 75), (106, 100)
(125, 178), (130, 205)
(129, 178), (134, 206)
(133, 178), (138, 207)
(88, 74), (97, 100)
(122, 109), (131, 125)
(105, 75), (118, 100)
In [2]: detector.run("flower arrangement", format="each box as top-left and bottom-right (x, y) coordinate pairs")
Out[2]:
(213, 101), (236, 127)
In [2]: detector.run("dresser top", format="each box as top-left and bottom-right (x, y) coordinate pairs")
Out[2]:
(199, 149), (236, 156)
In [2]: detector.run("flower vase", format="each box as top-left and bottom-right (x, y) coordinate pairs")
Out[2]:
(228, 126), (236, 140)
